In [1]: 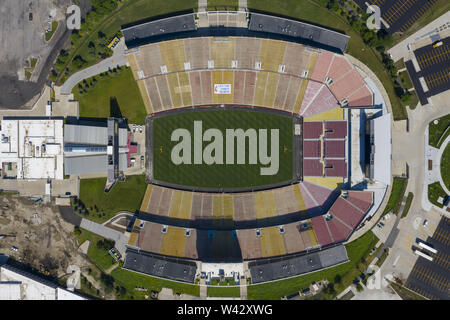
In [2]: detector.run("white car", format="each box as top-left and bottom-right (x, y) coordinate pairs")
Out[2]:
(139, 125), (143, 133)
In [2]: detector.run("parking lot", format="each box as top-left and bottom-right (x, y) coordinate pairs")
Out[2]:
(405, 216), (450, 300)
(405, 36), (450, 105)
(124, 123), (146, 176)
(354, 0), (438, 34)
(0, 0), (71, 109)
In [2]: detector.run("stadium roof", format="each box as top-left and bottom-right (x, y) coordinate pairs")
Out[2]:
(64, 124), (108, 145)
(123, 249), (197, 283)
(122, 13), (197, 48)
(248, 13), (350, 53)
(122, 12), (349, 53)
(248, 245), (348, 283)
(64, 154), (128, 175)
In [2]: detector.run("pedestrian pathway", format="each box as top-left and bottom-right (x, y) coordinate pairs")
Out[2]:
(80, 218), (129, 257)
(199, 278), (207, 298)
(240, 277), (247, 300)
(59, 40), (127, 95)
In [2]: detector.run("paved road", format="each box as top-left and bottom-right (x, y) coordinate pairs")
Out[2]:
(388, 11), (450, 62)
(80, 218), (128, 257)
(59, 40), (127, 95)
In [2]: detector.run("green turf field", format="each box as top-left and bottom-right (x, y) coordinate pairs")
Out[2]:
(152, 109), (293, 189)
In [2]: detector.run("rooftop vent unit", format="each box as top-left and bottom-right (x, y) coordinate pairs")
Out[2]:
(185, 229), (191, 237)
(231, 60), (238, 68)
(184, 62), (191, 70)
(278, 64), (286, 73)
(301, 70), (308, 78)
(279, 225), (285, 234)
(161, 225), (168, 233)
(324, 76), (333, 85)
(340, 99), (349, 107)
(256, 229), (261, 237)
(341, 190), (348, 198)
(160, 65), (168, 74)
(139, 221), (144, 228)
(325, 213), (333, 221)
(255, 61), (262, 70)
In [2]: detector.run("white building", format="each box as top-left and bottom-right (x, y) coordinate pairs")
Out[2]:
(0, 118), (64, 180)
(0, 265), (86, 300)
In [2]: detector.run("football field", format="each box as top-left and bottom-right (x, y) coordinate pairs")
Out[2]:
(150, 108), (295, 190)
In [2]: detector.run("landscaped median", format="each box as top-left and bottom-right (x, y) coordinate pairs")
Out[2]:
(401, 192), (414, 219)
(207, 286), (241, 298)
(383, 177), (408, 216)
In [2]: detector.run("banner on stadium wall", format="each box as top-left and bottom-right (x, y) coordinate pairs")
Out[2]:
(214, 84), (231, 94)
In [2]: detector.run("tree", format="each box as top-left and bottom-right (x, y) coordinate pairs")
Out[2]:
(325, 283), (335, 295)
(334, 274), (342, 284)
(100, 272), (114, 291)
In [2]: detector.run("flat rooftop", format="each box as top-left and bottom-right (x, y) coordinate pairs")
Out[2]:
(0, 118), (64, 180)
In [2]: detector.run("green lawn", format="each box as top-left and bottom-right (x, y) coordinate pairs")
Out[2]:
(73, 67), (147, 124)
(375, 248), (389, 268)
(428, 182), (447, 208)
(152, 109), (293, 189)
(75, 228), (116, 271)
(207, 286), (241, 297)
(390, 282), (426, 300)
(111, 265), (200, 299)
(78, 175), (147, 223)
(407, 91), (419, 110)
(45, 21), (59, 42)
(383, 177), (408, 215)
(207, 0), (239, 10)
(401, 192), (414, 219)
(441, 144), (450, 190)
(339, 290), (355, 300)
(248, 0), (406, 120)
(399, 71), (413, 89)
(394, 58), (406, 71)
(429, 114), (450, 148)
(247, 231), (378, 300)
(56, 0), (197, 85)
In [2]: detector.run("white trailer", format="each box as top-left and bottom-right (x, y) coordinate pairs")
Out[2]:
(414, 249), (433, 261)
(418, 241), (438, 254)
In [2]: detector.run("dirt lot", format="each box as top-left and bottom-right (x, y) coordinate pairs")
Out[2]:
(0, 194), (88, 277)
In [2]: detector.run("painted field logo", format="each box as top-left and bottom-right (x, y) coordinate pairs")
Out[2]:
(170, 121), (279, 175)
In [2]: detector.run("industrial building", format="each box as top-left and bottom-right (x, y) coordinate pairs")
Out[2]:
(64, 118), (134, 186)
(0, 264), (86, 300)
(0, 117), (64, 180)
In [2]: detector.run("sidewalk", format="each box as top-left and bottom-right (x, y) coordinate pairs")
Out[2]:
(59, 39), (128, 95)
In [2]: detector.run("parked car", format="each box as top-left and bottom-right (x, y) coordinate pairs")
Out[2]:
(139, 125), (143, 133)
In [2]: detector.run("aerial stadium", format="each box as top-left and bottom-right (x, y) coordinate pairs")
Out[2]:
(120, 11), (392, 285)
